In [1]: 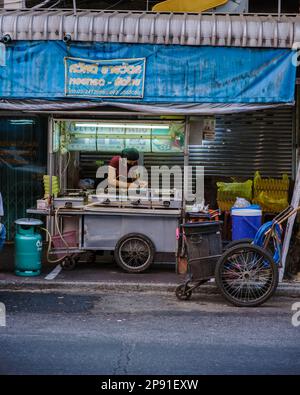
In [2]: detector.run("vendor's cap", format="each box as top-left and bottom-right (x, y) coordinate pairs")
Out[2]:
(121, 148), (139, 161)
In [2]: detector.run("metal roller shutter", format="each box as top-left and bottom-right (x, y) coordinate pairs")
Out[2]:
(143, 152), (184, 190)
(79, 153), (113, 180)
(189, 108), (295, 179)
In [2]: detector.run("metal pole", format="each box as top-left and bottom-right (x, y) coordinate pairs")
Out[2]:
(280, 162), (300, 282)
(278, 0), (282, 18)
(47, 116), (54, 237)
(73, 0), (77, 16)
(176, 116), (190, 274)
(146, 0), (149, 11)
(48, 116), (54, 199)
(183, 116), (190, 212)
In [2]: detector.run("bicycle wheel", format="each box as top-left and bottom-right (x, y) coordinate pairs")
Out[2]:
(215, 244), (279, 307)
(225, 238), (253, 250)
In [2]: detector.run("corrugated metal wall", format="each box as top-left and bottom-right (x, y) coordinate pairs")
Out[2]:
(143, 152), (185, 190)
(189, 108), (295, 179)
(1, 11), (300, 48)
(79, 153), (114, 180)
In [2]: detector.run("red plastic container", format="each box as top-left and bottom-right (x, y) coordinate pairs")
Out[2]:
(51, 231), (78, 258)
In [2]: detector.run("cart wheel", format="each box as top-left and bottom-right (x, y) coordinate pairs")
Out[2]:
(175, 284), (192, 301)
(225, 238), (253, 250)
(86, 251), (96, 264)
(114, 233), (155, 273)
(215, 244), (279, 307)
(61, 255), (77, 271)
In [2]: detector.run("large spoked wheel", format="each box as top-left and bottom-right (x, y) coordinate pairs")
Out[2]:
(114, 233), (155, 273)
(225, 238), (253, 250)
(215, 244), (279, 307)
(225, 238), (277, 264)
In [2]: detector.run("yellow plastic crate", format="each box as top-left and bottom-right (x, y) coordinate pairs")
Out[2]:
(254, 172), (289, 192)
(253, 172), (289, 213)
(217, 200), (236, 212)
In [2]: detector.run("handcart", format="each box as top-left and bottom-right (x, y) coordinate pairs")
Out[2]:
(176, 205), (300, 307)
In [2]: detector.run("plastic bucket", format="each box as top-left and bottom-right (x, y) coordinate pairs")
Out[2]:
(52, 231), (77, 258)
(231, 207), (262, 241)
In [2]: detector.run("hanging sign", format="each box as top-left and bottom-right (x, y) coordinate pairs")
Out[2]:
(203, 118), (216, 141)
(64, 57), (146, 99)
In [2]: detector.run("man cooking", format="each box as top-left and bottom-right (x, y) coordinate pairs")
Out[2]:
(107, 148), (147, 190)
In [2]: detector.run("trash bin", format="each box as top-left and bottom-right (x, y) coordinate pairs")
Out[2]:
(14, 218), (43, 277)
(183, 221), (223, 280)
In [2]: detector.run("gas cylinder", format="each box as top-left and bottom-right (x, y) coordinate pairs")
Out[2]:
(14, 218), (43, 277)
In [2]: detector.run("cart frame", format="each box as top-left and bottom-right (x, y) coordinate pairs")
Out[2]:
(176, 205), (300, 307)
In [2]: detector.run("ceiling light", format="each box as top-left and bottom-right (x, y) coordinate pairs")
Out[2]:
(75, 123), (170, 130)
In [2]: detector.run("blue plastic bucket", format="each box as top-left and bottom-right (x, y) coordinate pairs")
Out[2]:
(231, 207), (262, 241)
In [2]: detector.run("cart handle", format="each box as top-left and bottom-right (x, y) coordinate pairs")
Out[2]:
(272, 205), (294, 223)
(265, 206), (300, 237)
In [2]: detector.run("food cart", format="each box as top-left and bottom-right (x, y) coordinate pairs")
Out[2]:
(27, 117), (190, 272)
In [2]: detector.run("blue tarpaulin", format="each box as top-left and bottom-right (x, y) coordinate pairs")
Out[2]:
(0, 41), (296, 104)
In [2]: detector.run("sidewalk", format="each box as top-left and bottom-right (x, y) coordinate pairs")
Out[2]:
(1, 244), (300, 297)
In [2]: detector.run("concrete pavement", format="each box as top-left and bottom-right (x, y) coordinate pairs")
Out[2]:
(0, 290), (300, 375)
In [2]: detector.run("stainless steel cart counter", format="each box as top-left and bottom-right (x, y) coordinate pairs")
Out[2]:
(27, 206), (181, 272)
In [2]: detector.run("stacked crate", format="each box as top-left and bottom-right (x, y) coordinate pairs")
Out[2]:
(252, 172), (289, 213)
(43, 175), (60, 198)
(217, 180), (253, 212)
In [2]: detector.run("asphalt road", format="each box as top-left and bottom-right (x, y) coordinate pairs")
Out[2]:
(0, 290), (299, 375)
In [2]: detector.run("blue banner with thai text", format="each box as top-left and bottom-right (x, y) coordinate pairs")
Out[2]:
(65, 57), (145, 98)
(0, 41), (296, 103)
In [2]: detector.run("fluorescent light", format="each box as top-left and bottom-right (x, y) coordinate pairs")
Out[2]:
(75, 123), (169, 130)
(10, 120), (34, 125)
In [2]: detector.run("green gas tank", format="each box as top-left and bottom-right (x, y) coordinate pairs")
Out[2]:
(15, 218), (43, 277)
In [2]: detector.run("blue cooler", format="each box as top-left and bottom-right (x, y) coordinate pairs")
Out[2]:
(231, 206), (262, 241)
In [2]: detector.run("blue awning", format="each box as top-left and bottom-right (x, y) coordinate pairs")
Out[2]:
(0, 41), (296, 106)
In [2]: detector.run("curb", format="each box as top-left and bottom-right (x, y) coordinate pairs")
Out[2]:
(0, 279), (300, 297)
(274, 284), (300, 298)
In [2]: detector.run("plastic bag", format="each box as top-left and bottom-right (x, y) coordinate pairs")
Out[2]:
(253, 172), (289, 212)
(233, 198), (251, 208)
(253, 191), (289, 213)
(78, 179), (95, 189)
(217, 180), (253, 201)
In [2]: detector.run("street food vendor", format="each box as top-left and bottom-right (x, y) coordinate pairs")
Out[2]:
(108, 148), (147, 189)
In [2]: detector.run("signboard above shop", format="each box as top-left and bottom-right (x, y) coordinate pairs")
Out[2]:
(64, 57), (146, 99)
